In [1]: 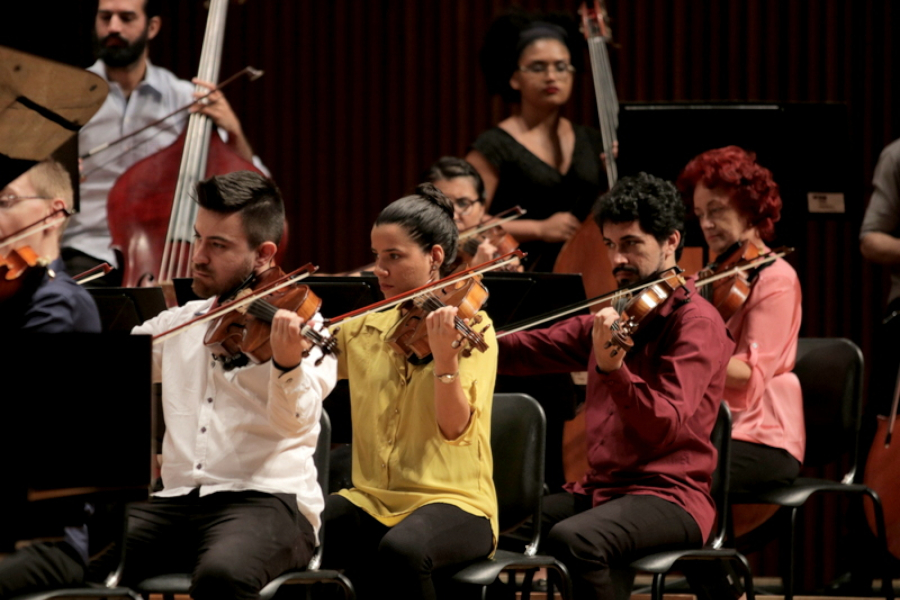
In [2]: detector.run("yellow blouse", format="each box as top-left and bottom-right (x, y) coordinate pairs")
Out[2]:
(332, 307), (498, 543)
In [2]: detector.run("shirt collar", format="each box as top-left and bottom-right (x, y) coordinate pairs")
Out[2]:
(87, 58), (165, 95)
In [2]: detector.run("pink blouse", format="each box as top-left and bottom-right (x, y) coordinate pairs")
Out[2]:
(724, 255), (805, 463)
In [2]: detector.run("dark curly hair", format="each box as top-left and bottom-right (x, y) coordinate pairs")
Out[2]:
(676, 146), (782, 241)
(375, 182), (459, 276)
(593, 173), (686, 260)
(479, 9), (583, 104)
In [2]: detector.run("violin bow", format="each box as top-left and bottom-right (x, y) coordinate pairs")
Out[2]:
(695, 246), (794, 290)
(497, 266), (684, 338)
(151, 263), (317, 345)
(328, 250), (525, 328)
(497, 247), (794, 338)
(0, 208), (74, 249)
(80, 66), (264, 162)
(457, 206), (527, 242)
(73, 262), (113, 285)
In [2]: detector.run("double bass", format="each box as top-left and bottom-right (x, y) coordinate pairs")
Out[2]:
(553, 0), (620, 300)
(106, 0), (268, 294)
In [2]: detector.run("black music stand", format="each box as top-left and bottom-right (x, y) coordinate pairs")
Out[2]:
(482, 271), (588, 331)
(305, 275), (381, 319)
(88, 287), (168, 333)
(1, 333), (153, 548)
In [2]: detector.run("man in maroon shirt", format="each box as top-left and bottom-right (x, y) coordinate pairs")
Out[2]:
(498, 172), (733, 599)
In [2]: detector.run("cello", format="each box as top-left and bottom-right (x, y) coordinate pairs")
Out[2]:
(106, 0), (269, 294)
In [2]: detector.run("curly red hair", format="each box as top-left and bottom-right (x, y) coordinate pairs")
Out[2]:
(676, 146), (782, 241)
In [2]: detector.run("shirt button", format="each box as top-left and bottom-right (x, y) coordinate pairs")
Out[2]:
(752, 342), (759, 349)
(200, 427), (207, 433)
(395, 408), (399, 414)
(207, 397), (213, 403)
(381, 463), (386, 468)
(210, 361), (215, 368)
(196, 463), (202, 470)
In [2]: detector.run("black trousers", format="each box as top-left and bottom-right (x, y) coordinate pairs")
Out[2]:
(0, 541), (84, 599)
(322, 495), (493, 600)
(542, 492), (703, 600)
(730, 440), (801, 494)
(118, 490), (315, 600)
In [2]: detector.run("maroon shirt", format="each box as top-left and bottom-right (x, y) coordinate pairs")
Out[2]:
(497, 279), (733, 539)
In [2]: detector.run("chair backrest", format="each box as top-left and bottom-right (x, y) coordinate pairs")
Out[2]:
(308, 410), (331, 569)
(315, 410), (332, 498)
(491, 393), (546, 539)
(793, 337), (864, 471)
(709, 401), (732, 548)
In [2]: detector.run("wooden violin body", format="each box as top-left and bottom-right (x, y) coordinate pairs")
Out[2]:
(0, 246), (48, 304)
(387, 274), (490, 361)
(606, 269), (685, 356)
(698, 241), (761, 321)
(204, 266), (337, 366)
(457, 223), (519, 267)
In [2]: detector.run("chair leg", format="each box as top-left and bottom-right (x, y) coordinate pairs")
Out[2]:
(735, 553), (756, 600)
(784, 507), (798, 600)
(548, 565), (571, 600)
(521, 568), (535, 600)
(651, 572), (665, 600)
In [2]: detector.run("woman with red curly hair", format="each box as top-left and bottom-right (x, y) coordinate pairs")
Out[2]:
(677, 145), (804, 536)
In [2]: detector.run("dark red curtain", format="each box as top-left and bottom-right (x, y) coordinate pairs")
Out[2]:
(5, 0), (898, 587)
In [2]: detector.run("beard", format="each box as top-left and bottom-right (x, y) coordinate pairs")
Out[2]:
(191, 256), (256, 300)
(93, 28), (149, 68)
(613, 265), (641, 289)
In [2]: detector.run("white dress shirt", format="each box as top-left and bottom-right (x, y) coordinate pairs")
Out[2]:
(69, 60), (195, 264)
(69, 60), (268, 264)
(133, 298), (337, 535)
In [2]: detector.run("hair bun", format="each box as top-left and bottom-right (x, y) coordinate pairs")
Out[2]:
(414, 182), (454, 219)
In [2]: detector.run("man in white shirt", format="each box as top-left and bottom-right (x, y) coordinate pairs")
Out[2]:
(127, 170), (336, 600)
(65, 0), (259, 282)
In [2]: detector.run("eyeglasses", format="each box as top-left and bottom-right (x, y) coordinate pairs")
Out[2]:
(518, 61), (576, 75)
(452, 197), (482, 216)
(0, 195), (50, 209)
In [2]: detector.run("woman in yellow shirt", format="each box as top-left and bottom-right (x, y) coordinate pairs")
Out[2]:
(324, 183), (498, 600)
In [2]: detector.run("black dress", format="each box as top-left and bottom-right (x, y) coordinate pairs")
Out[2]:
(471, 125), (606, 272)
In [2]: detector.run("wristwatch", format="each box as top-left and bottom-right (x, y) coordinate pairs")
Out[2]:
(434, 370), (460, 384)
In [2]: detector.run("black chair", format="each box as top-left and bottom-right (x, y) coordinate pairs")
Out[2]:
(450, 393), (573, 600)
(630, 402), (757, 600)
(8, 587), (142, 600)
(133, 410), (355, 600)
(730, 337), (894, 600)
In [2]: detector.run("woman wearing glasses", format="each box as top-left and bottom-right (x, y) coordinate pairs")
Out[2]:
(466, 11), (606, 272)
(424, 156), (522, 271)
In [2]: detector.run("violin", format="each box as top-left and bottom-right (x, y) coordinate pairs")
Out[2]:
(0, 209), (72, 304)
(0, 245), (49, 304)
(387, 273), (490, 362)
(604, 268), (686, 356)
(330, 250), (524, 360)
(697, 241), (763, 321)
(204, 265), (338, 367)
(456, 207), (526, 270)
